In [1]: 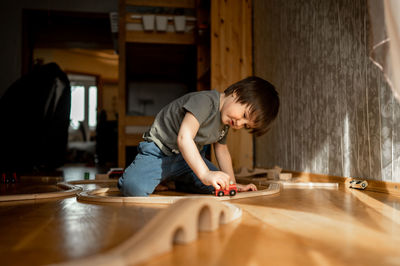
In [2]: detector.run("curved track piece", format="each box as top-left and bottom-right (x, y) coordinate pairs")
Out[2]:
(51, 198), (242, 266)
(0, 182), (81, 202)
(282, 182), (339, 189)
(67, 180), (118, 185)
(76, 183), (281, 205)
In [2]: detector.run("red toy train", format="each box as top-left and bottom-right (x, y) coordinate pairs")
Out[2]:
(215, 181), (237, 197)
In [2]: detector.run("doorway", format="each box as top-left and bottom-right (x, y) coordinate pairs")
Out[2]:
(23, 9), (118, 168)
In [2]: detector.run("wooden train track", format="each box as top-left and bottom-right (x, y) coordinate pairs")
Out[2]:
(76, 183), (281, 205)
(51, 198), (242, 266)
(0, 182), (82, 202)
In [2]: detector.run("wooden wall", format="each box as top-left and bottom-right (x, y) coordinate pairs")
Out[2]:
(253, 0), (400, 182)
(211, 0), (253, 170)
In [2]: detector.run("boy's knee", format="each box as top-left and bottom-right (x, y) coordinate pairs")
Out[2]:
(119, 177), (150, 196)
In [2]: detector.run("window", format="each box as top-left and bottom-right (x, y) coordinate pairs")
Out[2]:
(88, 86), (97, 128)
(68, 74), (97, 141)
(70, 85), (85, 129)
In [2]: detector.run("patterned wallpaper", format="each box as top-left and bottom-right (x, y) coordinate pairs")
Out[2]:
(253, 0), (400, 182)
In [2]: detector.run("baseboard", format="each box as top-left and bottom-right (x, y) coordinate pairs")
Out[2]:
(288, 171), (400, 197)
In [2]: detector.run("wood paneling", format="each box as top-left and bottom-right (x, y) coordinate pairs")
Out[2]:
(211, 0), (253, 171)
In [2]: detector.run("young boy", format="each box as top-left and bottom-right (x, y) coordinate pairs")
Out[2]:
(118, 76), (279, 196)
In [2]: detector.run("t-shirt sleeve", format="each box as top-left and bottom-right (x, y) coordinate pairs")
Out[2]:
(182, 93), (214, 125)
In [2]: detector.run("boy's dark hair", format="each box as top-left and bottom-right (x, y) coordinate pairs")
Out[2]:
(224, 76), (279, 136)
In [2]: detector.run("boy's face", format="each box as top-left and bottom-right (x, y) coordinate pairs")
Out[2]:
(220, 94), (255, 130)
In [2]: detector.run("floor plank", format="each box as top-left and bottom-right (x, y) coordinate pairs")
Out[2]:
(0, 197), (163, 265)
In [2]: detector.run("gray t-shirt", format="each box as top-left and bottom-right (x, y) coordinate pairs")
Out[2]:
(143, 90), (230, 156)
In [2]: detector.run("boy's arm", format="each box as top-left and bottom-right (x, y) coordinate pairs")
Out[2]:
(213, 142), (235, 182)
(214, 142), (257, 192)
(177, 112), (230, 190)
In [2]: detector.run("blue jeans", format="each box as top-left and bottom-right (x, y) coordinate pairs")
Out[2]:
(118, 141), (216, 196)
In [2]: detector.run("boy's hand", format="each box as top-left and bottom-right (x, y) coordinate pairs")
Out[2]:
(200, 170), (230, 190)
(236, 183), (257, 192)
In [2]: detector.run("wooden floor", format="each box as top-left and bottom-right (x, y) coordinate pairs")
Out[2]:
(143, 187), (400, 266)
(1, 172), (400, 266)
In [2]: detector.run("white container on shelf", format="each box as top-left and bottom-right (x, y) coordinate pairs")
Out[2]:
(174, 15), (186, 32)
(142, 15), (155, 31)
(155, 16), (168, 31)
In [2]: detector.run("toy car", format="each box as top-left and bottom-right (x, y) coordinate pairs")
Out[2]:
(215, 181), (238, 197)
(349, 179), (368, 190)
(107, 168), (124, 179)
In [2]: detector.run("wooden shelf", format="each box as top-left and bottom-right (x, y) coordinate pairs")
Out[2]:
(118, 0), (209, 167)
(126, 0), (195, 8)
(125, 134), (145, 146)
(123, 116), (154, 146)
(126, 31), (195, 45)
(125, 115), (154, 125)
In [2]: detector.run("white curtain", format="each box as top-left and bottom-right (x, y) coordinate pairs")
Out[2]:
(368, 0), (400, 102)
